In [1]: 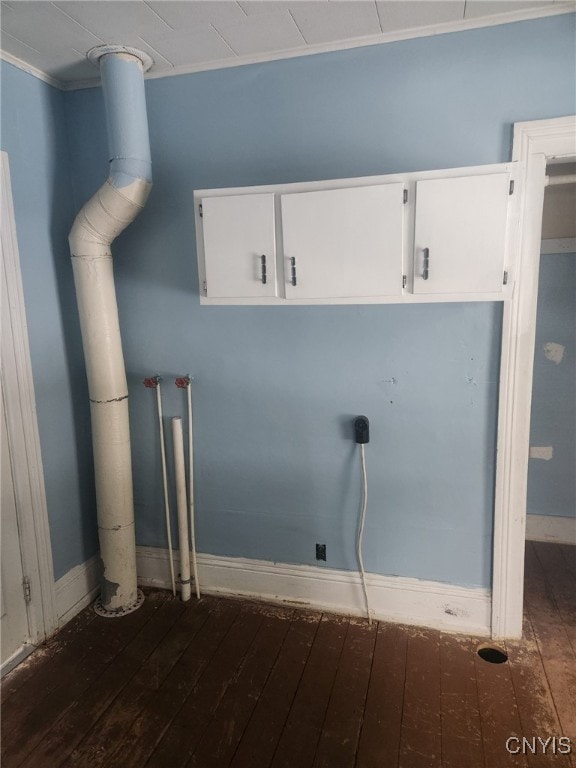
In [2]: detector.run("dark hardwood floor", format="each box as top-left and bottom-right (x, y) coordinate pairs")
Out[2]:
(2, 541), (575, 767)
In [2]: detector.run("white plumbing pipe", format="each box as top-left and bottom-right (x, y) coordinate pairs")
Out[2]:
(186, 379), (201, 599)
(69, 47), (152, 614)
(172, 418), (191, 602)
(155, 379), (176, 596)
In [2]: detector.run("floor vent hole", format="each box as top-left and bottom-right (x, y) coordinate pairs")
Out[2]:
(477, 646), (508, 664)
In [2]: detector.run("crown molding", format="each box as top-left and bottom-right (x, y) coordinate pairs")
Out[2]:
(0, 49), (62, 89)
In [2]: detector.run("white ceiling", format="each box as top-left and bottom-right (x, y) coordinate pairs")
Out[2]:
(1, 0), (574, 89)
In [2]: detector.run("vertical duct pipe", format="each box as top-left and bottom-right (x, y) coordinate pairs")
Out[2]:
(69, 46), (153, 615)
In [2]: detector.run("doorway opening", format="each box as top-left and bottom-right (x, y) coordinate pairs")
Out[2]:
(492, 116), (576, 639)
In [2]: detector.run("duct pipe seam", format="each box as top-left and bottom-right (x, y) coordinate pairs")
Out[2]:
(69, 49), (152, 615)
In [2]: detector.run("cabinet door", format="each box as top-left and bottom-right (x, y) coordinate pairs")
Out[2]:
(413, 173), (510, 294)
(201, 193), (276, 298)
(281, 184), (404, 299)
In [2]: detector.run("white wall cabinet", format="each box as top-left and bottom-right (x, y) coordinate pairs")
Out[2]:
(195, 162), (519, 305)
(201, 193), (277, 299)
(412, 173), (511, 295)
(281, 184), (404, 299)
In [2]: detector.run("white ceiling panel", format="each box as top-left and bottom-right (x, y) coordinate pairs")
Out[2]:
(0, 2), (14, 21)
(1, 1), (101, 55)
(146, 1), (248, 29)
(29, 50), (100, 80)
(288, 1), (382, 44)
(216, 8), (305, 55)
(1, 29), (42, 60)
(1, 29), (96, 79)
(239, 0), (328, 14)
(464, 0), (556, 19)
(0, 0), (572, 88)
(376, 1), (465, 33)
(54, 1), (170, 40)
(142, 25), (236, 66)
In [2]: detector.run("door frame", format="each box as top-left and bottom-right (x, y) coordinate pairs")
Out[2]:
(492, 115), (576, 638)
(1, 151), (57, 670)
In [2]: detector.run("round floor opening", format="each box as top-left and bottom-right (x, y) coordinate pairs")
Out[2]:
(477, 646), (508, 664)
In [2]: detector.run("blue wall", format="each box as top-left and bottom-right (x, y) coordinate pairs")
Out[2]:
(528, 252), (576, 519)
(2, 14), (574, 589)
(62, 14), (575, 589)
(0, 61), (98, 579)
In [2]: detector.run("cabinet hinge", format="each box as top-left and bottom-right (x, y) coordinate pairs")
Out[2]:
(402, 275), (407, 289)
(403, 189), (408, 204)
(509, 180), (514, 195)
(202, 280), (207, 295)
(23, 577), (31, 604)
(503, 270), (508, 285)
(199, 203), (203, 217)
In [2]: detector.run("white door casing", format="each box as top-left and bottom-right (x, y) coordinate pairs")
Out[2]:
(1, 382), (29, 665)
(0, 151), (57, 674)
(492, 116), (576, 638)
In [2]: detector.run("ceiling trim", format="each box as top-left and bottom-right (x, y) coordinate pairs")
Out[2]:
(0, 48), (62, 90)
(1, 4), (574, 92)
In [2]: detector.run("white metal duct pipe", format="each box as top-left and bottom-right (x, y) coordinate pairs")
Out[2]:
(69, 46), (152, 615)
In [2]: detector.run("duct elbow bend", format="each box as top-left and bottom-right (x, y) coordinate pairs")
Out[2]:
(69, 49), (152, 258)
(68, 174), (151, 257)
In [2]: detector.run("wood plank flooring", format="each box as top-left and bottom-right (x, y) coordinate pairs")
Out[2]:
(2, 541), (575, 768)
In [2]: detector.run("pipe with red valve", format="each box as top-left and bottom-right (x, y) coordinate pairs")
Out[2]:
(143, 376), (176, 596)
(176, 376), (200, 599)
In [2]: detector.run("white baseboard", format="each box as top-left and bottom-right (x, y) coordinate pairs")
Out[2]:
(1, 643), (37, 678)
(136, 547), (491, 636)
(54, 554), (101, 626)
(526, 514), (576, 545)
(53, 547), (492, 636)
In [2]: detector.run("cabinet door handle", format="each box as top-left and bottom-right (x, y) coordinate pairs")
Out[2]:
(422, 248), (430, 280)
(290, 257), (297, 287)
(261, 254), (267, 284)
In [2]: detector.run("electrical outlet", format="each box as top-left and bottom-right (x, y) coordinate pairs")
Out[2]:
(316, 543), (326, 561)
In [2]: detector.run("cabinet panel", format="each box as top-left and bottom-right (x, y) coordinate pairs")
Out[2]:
(201, 193), (276, 298)
(281, 184), (404, 299)
(412, 173), (510, 294)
